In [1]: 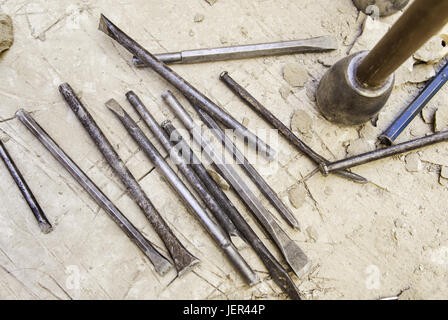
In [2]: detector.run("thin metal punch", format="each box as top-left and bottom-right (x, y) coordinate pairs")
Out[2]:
(219, 71), (368, 184)
(321, 130), (448, 175)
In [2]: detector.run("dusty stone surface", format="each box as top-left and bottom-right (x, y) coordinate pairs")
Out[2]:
(434, 107), (448, 132)
(288, 184), (307, 209)
(404, 153), (422, 173)
(194, 13), (204, 23)
(0, 13), (13, 53)
(283, 63), (308, 87)
(1, 0), (448, 301)
(414, 35), (448, 64)
(290, 110), (312, 134)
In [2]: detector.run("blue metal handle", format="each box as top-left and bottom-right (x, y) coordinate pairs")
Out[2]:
(379, 61), (448, 145)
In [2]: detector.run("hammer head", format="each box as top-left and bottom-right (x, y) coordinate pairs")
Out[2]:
(316, 51), (394, 126)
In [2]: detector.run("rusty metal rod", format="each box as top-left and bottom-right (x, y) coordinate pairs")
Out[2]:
(105, 99), (259, 286)
(219, 71), (368, 184)
(162, 91), (310, 278)
(0, 139), (52, 234)
(356, 0), (448, 87)
(191, 102), (300, 229)
(321, 130), (448, 174)
(161, 121), (302, 299)
(58, 83), (199, 277)
(125, 91), (245, 245)
(132, 36), (338, 66)
(15, 109), (172, 276)
(98, 14), (276, 160)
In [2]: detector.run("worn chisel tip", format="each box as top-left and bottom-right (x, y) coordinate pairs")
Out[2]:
(38, 221), (53, 234)
(320, 35), (339, 50)
(105, 98), (126, 117)
(98, 14), (110, 34)
(176, 258), (200, 279)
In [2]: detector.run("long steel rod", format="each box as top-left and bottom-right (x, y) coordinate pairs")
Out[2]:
(219, 71), (368, 184)
(98, 14), (276, 161)
(356, 0), (448, 87)
(162, 91), (310, 278)
(161, 121), (302, 299)
(379, 61), (448, 145)
(0, 139), (52, 234)
(321, 130), (448, 175)
(132, 36), (338, 66)
(58, 83), (199, 277)
(105, 99), (259, 286)
(125, 91), (245, 245)
(15, 109), (172, 276)
(192, 102), (300, 230)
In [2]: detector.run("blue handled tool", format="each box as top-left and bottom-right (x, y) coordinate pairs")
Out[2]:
(379, 60), (448, 145)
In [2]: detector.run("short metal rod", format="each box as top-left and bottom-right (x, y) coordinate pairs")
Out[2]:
(219, 71), (368, 184)
(321, 130), (448, 174)
(125, 91), (245, 246)
(58, 83), (199, 277)
(15, 109), (172, 276)
(132, 36), (338, 66)
(162, 121), (302, 300)
(356, 0), (448, 87)
(98, 14), (276, 160)
(106, 99), (259, 286)
(191, 102), (300, 230)
(379, 60), (448, 145)
(162, 91), (310, 278)
(0, 139), (52, 234)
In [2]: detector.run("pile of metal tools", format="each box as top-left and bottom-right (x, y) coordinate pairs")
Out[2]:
(3, 0), (448, 300)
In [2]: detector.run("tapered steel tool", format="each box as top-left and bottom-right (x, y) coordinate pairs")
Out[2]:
(58, 83), (198, 276)
(317, 0), (448, 125)
(162, 91), (310, 278)
(15, 109), (172, 275)
(125, 91), (245, 246)
(105, 98), (259, 286)
(191, 102), (300, 229)
(219, 71), (368, 184)
(132, 36), (338, 66)
(379, 61), (448, 145)
(320, 130), (448, 175)
(98, 14), (276, 160)
(162, 121), (302, 300)
(0, 139), (52, 234)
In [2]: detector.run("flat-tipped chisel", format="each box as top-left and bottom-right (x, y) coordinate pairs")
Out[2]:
(192, 103), (300, 230)
(105, 99), (259, 286)
(15, 109), (172, 275)
(162, 91), (310, 278)
(58, 83), (199, 277)
(125, 91), (245, 247)
(162, 120), (302, 299)
(98, 14), (276, 161)
(132, 36), (338, 66)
